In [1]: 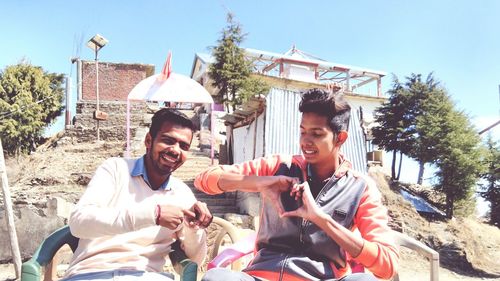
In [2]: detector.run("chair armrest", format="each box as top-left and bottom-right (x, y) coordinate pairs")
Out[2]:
(208, 232), (257, 269)
(169, 240), (198, 281)
(393, 230), (439, 281)
(21, 225), (79, 281)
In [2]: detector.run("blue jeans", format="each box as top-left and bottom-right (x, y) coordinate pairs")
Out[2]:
(201, 268), (378, 281)
(61, 269), (175, 281)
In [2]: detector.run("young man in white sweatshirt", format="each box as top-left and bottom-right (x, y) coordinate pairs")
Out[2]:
(63, 108), (212, 281)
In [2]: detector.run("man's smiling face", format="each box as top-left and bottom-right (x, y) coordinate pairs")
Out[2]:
(300, 112), (337, 166)
(145, 120), (193, 177)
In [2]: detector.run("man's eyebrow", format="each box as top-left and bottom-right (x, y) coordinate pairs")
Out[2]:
(300, 126), (326, 131)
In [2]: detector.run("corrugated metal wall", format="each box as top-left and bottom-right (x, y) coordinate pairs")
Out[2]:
(343, 108), (368, 173)
(264, 87), (368, 173)
(264, 88), (302, 156)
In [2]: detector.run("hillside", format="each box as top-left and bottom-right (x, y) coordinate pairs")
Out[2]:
(369, 167), (500, 279)
(1, 134), (500, 280)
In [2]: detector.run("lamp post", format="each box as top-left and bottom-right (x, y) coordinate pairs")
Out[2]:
(87, 34), (108, 141)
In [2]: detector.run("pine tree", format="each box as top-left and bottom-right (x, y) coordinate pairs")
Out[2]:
(480, 135), (500, 226)
(372, 77), (415, 180)
(208, 13), (268, 112)
(404, 73), (441, 184)
(0, 62), (64, 155)
(426, 91), (485, 218)
(373, 72), (484, 218)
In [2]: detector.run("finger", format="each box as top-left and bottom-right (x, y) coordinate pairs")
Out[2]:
(201, 214), (213, 228)
(183, 209), (196, 221)
(194, 202), (209, 222)
(183, 208), (196, 217)
(286, 177), (299, 186)
(295, 190), (303, 201)
(289, 183), (300, 195)
(271, 200), (285, 216)
(281, 210), (298, 218)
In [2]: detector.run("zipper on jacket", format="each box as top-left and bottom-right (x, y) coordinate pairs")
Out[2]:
(299, 180), (330, 243)
(279, 254), (289, 281)
(299, 176), (341, 244)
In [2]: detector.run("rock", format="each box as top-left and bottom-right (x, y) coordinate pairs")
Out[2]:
(46, 197), (75, 219)
(0, 205), (64, 262)
(223, 213), (254, 230)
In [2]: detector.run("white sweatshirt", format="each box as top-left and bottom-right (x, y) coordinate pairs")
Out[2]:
(64, 157), (206, 278)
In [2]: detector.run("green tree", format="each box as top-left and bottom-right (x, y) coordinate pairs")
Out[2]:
(479, 135), (500, 226)
(0, 62), (64, 155)
(404, 73), (442, 185)
(426, 91), (485, 218)
(208, 13), (268, 111)
(372, 77), (415, 180)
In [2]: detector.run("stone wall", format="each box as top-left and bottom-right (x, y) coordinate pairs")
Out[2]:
(66, 101), (150, 142)
(0, 198), (72, 262)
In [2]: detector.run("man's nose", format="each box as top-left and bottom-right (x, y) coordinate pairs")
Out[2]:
(167, 142), (181, 153)
(301, 135), (313, 144)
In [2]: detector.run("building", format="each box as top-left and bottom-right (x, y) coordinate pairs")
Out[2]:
(192, 47), (386, 169)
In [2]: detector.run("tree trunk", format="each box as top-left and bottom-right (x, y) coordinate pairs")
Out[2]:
(391, 150), (397, 180)
(446, 193), (454, 219)
(417, 161), (425, 185)
(396, 151), (403, 181)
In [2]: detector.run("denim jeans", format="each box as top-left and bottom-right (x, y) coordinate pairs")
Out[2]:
(61, 269), (175, 281)
(201, 268), (378, 281)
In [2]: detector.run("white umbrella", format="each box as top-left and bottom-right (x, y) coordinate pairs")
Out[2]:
(128, 72), (214, 103)
(126, 53), (214, 158)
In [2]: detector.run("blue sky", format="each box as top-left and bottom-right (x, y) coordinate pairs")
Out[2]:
(1, 0), (499, 140)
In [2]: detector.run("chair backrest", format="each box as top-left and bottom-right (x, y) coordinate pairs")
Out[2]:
(21, 225), (79, 281)
(35, 226), (79, 267)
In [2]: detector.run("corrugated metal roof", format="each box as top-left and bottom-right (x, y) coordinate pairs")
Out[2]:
(244, 48), (386, 77)
(220, 96), (266, 128)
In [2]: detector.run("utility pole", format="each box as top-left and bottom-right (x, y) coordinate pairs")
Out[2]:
(86, 34), (109, 142)
(0, 139), (22, 278)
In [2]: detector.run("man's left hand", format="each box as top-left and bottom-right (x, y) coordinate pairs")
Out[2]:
(184, 201), (213, 229)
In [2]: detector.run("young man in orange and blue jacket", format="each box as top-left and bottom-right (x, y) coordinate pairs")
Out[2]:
(195, 88), (399, 281)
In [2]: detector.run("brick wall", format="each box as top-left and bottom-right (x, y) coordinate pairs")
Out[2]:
(81, 61), (154, 101)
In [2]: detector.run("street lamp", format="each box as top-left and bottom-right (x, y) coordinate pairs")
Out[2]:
(87, 34), (108, 141)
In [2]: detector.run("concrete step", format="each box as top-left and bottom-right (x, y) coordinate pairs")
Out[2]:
(194, 198), (236, 206)
(209, 206), (240, 216)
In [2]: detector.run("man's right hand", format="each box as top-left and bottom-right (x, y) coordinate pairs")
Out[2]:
(257, 175), (299, 215)
(157, 205), (185, 230)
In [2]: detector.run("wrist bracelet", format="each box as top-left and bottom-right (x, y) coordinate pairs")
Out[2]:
(155, 204), (161, 225)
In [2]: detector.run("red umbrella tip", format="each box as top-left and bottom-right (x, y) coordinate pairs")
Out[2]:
(158, 52), (172, 81)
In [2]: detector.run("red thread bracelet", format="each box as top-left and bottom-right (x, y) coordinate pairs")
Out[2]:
(155, 204), (161, 225)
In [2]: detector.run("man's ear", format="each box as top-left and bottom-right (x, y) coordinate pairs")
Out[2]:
(145, 132), (152, 151)
(335, 131), (348, 146)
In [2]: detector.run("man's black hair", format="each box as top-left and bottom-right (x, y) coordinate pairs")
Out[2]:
(299, 88), (351, 133)
(149, 108), (195, 138)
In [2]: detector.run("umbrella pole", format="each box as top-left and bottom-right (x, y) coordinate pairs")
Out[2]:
(126, 99), (130, 158)
(210, 103), (215, 165)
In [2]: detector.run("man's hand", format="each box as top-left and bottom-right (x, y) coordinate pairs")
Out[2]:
(257, 176), (299, 215)
(281, 182), (324, 222)
(184, 201), (213, 229)
(157, 205), (185, 230)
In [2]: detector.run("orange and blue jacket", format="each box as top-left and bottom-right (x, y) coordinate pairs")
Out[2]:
(195, 154), (399, 280)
